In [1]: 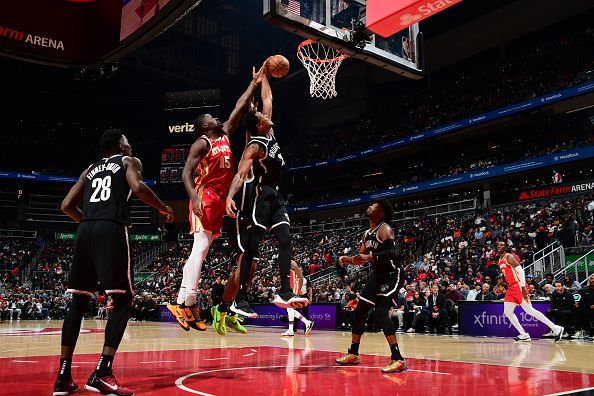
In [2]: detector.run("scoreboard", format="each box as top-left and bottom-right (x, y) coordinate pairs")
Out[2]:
(160, 146), (191, 184)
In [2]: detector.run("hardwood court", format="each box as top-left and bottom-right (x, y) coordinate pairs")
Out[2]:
(1, 320), (593, 395)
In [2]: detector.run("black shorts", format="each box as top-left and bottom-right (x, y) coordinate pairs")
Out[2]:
(68, 220), (133, 296)
(253, 185), (290, 230)
(223, 212), (251, 257)
(359, 268), (403, 306)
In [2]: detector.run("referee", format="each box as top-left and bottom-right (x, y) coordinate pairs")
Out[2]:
(53, 129), (174, 396)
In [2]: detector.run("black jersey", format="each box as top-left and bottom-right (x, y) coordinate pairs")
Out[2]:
(363, 222), (400, 274)
(82, 154), (131, 224)
(250, 133), (285, 188)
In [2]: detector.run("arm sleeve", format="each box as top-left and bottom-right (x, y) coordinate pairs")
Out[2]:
(515, 265), (526, 287)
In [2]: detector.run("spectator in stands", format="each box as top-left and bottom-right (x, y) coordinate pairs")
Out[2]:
(544, 281), (575, 336)
(525, 275), (540, 294)
(211, 276), (225, 307)
(552, 170), (562, 184)
(529, 284), (544, 300)
(404, 290), (425, 333)
(542, 273), (555, 291)
(563, 274), (581, 292)
(572, 274), (594, 339)
(542, 284), (554, 299)
(475, 283), (496, 301)
(467, 283), (481, 301)
(422, 284), (447, 334)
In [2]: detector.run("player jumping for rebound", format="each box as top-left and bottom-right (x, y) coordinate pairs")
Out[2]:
(282, 260), (314, 337)
(336, 200), (407, 373)
(54, 129), (174, 396)
(167, 64), (265, 332)
(496, 241), (564, 342)
(213, 69), (309, 335)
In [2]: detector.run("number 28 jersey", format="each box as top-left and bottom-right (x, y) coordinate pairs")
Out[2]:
(82, 154), (131, 225)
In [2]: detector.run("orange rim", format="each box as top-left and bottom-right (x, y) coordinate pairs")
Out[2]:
(297, 39), (349, 64)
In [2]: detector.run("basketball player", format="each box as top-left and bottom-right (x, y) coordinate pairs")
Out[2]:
(335, 200), (407, 373)
(223, 71), (308, 317)
(53, 129), (174, 396)
(497, 241), (564, 342)
(167, 64), (266, 332)
(283, 260), (314, 337)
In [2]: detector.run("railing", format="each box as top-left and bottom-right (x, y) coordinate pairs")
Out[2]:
(559, 248), (594, 287)
(393, 199), (477, 222)
(524, 241), (565, 282)
(134, 242), (171, 272)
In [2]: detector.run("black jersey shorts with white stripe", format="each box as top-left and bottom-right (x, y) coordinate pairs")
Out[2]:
(67, 220), (134, 296)
(252, 185), (290, 230)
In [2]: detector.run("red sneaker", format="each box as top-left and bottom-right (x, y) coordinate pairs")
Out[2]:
(84, 372), (134, 395)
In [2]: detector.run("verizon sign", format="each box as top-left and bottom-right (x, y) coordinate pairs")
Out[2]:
(168, 123), (195, 133)
(367, 0), (463, 37)
(494, 179), (594, 204)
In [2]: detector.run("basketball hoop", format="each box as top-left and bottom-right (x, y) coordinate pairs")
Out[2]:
(297, 39), (348, 99)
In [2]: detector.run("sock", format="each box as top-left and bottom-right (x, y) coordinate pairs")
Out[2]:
(219, 301), (229, 313)
(289, 321), (294, 332)
(348, 342), (360, 356)
(58, 358), (72, 380)
(390, 344), (403, 361)
(176, 286), (186, 305)
(96, 354), (114, 377)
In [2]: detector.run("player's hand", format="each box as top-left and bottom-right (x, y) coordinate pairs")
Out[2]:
(226, 197), (237, 218)
(160, 205), (175, 223)
(252, 64), (265, 85)
(192, 198), (205, 219)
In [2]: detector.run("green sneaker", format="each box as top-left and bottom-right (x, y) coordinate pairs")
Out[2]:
(225, 313), (248, 334)
(211, 305), (227, 336)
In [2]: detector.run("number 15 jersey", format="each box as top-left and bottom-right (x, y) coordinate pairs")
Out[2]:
(193, 134), (234, 195)
(83, 154), (131, 225)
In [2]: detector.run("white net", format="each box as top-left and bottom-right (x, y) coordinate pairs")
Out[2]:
(297, 40), (348, 99)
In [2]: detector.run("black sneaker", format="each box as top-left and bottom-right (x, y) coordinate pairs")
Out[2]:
(85, 371), (133, 396)
(230, 299), (258, 318)
(53, 378), (79, 395)
(273, 291), (309, 309)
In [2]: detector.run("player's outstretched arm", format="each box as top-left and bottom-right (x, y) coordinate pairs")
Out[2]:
(226, 142), (264, 217)
(124, 157), (174, 221)
(182, 138), (210, 218)
(223, 64), (266, 135)
(61, 168), (89, 223)
(261, 71), (273, 120)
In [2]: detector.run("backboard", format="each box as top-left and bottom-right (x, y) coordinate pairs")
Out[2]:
(263, 0), (424, 78)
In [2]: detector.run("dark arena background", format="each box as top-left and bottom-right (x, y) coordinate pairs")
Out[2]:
(1, 1), (594, 395)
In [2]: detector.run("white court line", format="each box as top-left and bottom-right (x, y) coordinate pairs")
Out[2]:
(175, 365), (450, 395)
(203, 357), (228, 361)
(11, 360), (37, 363)
(250, 349), (257, 352)
(243, 353), (255, 357)
(545, 387), (594, 396)
(141, 360), (176, 364)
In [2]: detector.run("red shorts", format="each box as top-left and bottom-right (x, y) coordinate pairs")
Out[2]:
(504, 282), (524, 305)
(189, 187), (225, 237)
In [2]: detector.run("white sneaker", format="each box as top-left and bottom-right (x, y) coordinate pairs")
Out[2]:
(406, 328), (415, 333)
(282, 330), (294, 337)
(554, 326), (564, 342)
(572, 330), (584, 338)
(542, 331), (555, 337)
(514, 333), (531, 342)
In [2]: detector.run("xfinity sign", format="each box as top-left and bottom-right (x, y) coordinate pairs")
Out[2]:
(168, 123), (195, 134)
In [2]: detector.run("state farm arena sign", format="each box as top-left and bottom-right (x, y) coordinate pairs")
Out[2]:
(493, 180), (594, 204)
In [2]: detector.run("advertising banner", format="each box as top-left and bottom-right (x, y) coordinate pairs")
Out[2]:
(458, 301), (552, 338)
(492, 179), (594, 205)
(289, 145), (594, 213)
(288, 80), (594, 172)
(0, 170), (155, 186)
(242, 304), (338, 330)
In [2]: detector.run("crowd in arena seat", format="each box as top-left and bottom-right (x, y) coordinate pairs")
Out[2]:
(0, 238), (40, 291)
(286, 28), (594, 164)
(289, 127), (594, 204)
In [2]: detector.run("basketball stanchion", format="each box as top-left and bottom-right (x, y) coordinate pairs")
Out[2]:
(297, 40), (348, 99)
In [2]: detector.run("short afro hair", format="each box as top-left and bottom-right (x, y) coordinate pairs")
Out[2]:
(374, 199), (394, 222)
(194, 114), (209, 134)
(100, 129), (124, 155)
(243, 110), (259, 137)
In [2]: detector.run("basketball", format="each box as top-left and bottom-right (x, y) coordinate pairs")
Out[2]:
(267, 54), (290, 78)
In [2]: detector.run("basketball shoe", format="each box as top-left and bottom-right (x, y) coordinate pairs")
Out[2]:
(514, 333), (531, 342)
(335, 353), (360, 365)
(166, 304), (190, 332)
(225, 313), (247, 334)
(53, 378), (78, 395)
(304, 320), (314, 335)
(181, 305), (206, 331)
(381, 360), (407, 373)
(211, 305), (227, 336)
(230, 299), (257, 318)
(85, 372), (133, 396)
(273, 291), (309, 309)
